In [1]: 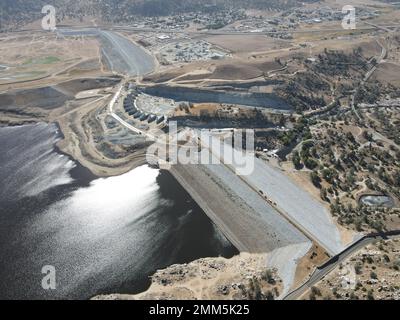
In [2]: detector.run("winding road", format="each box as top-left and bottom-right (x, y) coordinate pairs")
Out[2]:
(284, 230), (400, 300)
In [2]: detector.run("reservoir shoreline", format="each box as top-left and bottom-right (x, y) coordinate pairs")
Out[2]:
(0, 123), (238, 299)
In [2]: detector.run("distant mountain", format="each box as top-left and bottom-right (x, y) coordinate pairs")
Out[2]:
(0, 0), (319, 30)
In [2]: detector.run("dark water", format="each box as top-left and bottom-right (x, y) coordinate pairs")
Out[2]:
(0, 123), (237, 300)
(143, 85), (293, 110)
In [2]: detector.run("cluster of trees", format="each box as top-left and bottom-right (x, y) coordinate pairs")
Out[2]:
(289, 115), (400, 232)
(292, 142), (319, 171)
(280, 117), (313, 147)
(312, 48), (367, 77)
(278, 79), (327, 113)
(242, 269), (280, 300)
(371, 109), (400, 146)
(276, 48), (371, 113)
(355, 83), (381, 104)
(245, 276), (275, 300)
(309, 286), (322, 300)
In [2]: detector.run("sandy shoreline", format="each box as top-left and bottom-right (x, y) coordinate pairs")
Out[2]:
(54, 123), (149, 178)
(2, 118), (150, 178)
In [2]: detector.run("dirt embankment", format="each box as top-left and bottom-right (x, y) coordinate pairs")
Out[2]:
(55, 104), (150, 178)
(0, 76), (153, 178)
(0, 77), (121, 110)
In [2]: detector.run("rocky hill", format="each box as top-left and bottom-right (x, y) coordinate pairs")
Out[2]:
(93, 253), (283, 300)
(0, 0), (319, 30)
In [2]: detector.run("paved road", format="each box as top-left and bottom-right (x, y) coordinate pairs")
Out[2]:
(284, 231), (400, 300)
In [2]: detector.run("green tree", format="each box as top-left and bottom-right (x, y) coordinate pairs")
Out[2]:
(292, 151), (302, 170)
(311, 171), (322, 188)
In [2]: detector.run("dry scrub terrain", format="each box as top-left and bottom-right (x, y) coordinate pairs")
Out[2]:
(302, 239), (400, 300)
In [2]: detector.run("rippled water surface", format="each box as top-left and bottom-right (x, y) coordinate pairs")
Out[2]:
(0, 123), (237, 299)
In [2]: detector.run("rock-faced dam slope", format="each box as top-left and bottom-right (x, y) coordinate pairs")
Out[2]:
(199, 132), (345, 256)
(170, 163), (311, 254)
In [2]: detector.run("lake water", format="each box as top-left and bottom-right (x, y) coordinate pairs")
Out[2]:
(0, 123), (237, 300)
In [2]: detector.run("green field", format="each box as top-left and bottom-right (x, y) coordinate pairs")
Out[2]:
(23, 56), (60, 65)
